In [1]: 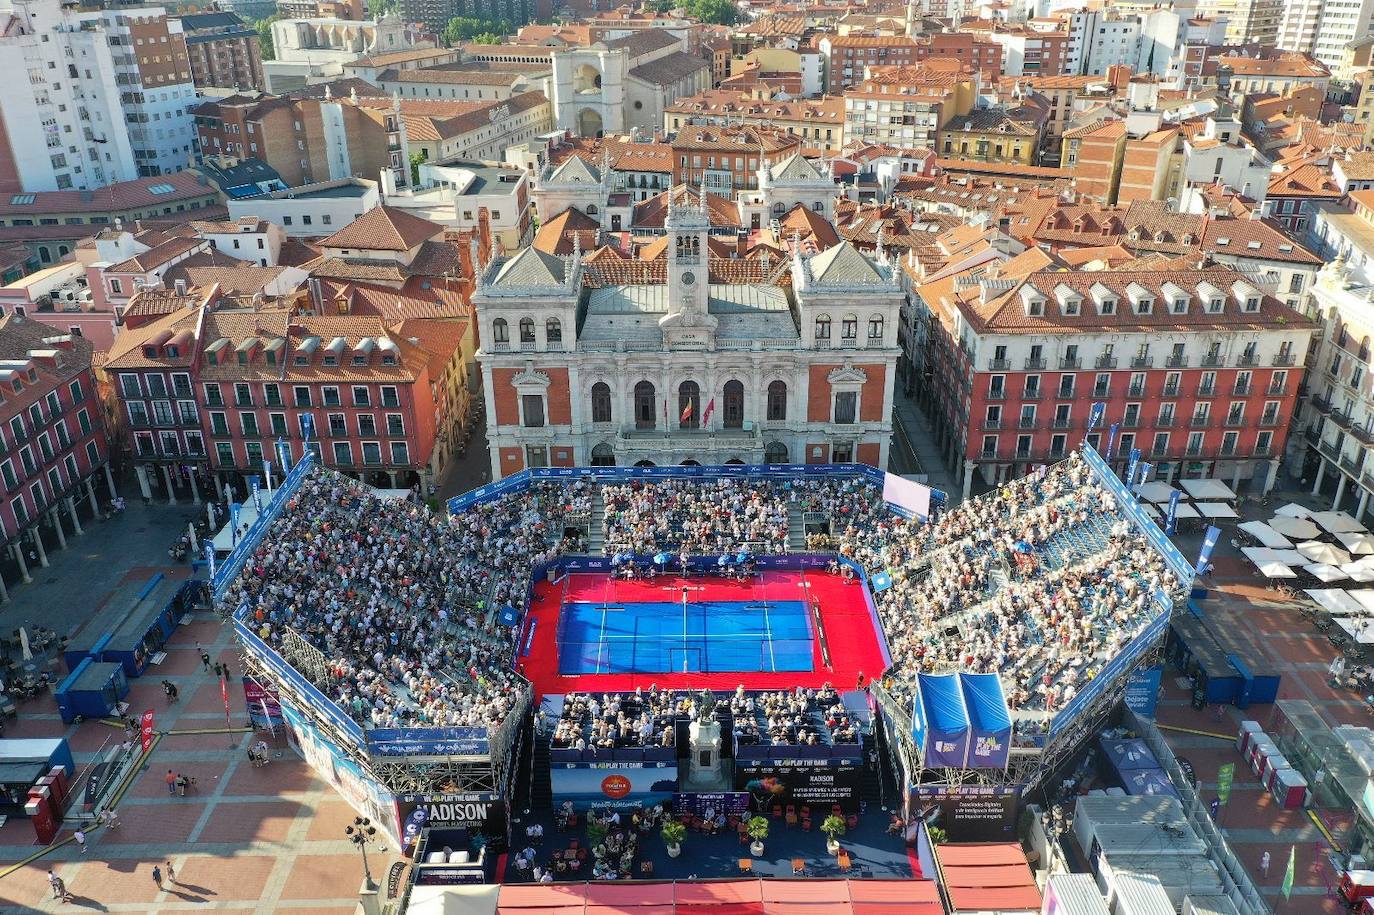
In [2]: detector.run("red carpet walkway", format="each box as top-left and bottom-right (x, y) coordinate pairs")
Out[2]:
(518, 570), (888, 700)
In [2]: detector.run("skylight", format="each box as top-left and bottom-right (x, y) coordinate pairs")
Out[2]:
(147, 183), (175, 195)
(9, 194), (35, 205)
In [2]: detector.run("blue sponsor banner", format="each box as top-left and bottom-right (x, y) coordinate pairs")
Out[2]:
(909, 677), (927, 753)
(1105, 423), (1120, 461)
(870, 570), (893, 592)
(204, 541), (216, 578)
(1124, 665), (1163, 718)
(1166, 489), (1181, 536)
(1125, 448), (1141, 486)
(1136, 461), (1152, 488)
(252, 479), (262, 513)
(1088, 401), (1105, 433)
(281, 700), (400, 846)
(230, 502), (242, 545)
(366, 726), (489, 758)
(1197, 525), (1222, 572)
(497, 604), (521, 627)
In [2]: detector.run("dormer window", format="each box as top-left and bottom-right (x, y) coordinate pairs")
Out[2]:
(1208, 298), (1223, 313)
(1245, 296), (1260, 312)
(382, 354), (396, 365)
(294, 354), (308, 366)
(143, 346), (157, 359)
(1020, 286), (1046, 317)
(166, 345), (179, 358)
(207, 351), (218, 366)
(352, 354), (366, 365)
(1102, 298), (1116, 315)
(1134, 298), (1152, 314)
(237, 350), (249, 364)
(265, 350), (275, 365)
(1064, 299), (1079, 315)
(323, 354), (337, 366)
(1172, 299), (1187, 314)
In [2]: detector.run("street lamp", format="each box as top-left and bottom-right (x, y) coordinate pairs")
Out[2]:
(345, 816), (379, 891)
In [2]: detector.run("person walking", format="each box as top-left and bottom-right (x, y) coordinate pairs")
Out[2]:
(152, 865), (163, 890)
(1260, 850), (1271, 877)
(166, 769), (177, 796)
(48, 869), (64, 900)
(165, 860), (176, 885)
(72, 828), (86, 854)
(98, 807), (119, 830)
(200, 650), (211, 672)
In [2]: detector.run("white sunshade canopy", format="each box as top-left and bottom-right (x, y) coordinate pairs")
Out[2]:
(1259, 561), (1298, 578)
(1305, 563), (1348, 582)
(1312, 510), (1369, 535)
(1274, 502), (1314, 519)
(1337, 531), (1374, 555)
(1197, 502), (1240, 518)
(1306, 589), (1367, 614)
(1173, 503), (1201, 519)
(1270, 516), (1321, 540)
(1238, 520), (1293, 548)
(1136, 482), (1181, 503)
(1298, 541), (1353, 566)
(1180, 478), (1238, 500)
(1342, 564), (1374, 583)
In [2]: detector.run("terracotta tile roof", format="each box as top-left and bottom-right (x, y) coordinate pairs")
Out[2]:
(0, 170), (217, 218)
(1268, 161), (1343, 198)
(391, 317), (469, 379)
(533, 207), (601, 256)
(1218, 52), (1330, 78)
(318, 206), (445, 252)
(0, 314), (95, 387)
(327, 279), (469, 321)
(105, 307), (202, 370)
(108, 237), (207, 274)
(666, 90), (844, 124)
(778, 204), (841, 249)
(631, 186), (742, 230)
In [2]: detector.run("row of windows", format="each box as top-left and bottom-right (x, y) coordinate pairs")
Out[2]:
(208, 438), (409, 468)
(986, 369), (1290, 398)
(3, 442), (100, 536)
(815, 314), (884, 340)
(206, 411), (406, 439)
(980, 429), (1275, 460)
(985, 399), (1284, 426)
(201, 381), (401, 409)
(3, 379), (88, 451)
(515, 380), (867, 429)
(492, 317), (561, 345)
(1, 413), (88, 488)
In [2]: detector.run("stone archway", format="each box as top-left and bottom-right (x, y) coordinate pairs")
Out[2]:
(577, 108), (604, 138)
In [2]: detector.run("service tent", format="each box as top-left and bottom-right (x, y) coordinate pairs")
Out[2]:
(410, 885), (499, 915)
(918, 672), (971, 767)
(936, 843), (1043, 914)
(1121, 767), (1181, 799)
(1180, 479), (1237, 500)
(1312, 510), (1369, 535)
(1136, 482), (1180, 503)
(1274, 502), (1314, 519)
(1270, 517), (1321, 540)
(960, 672), (1011, 769)
(1238, 521), (1293, 548)
(1338, 532), (1374, 555)
(1304, 564), (1347, 583)
(1242, 548), (1299, 566)
(1354, 591), (1374, 614)
(1298, 541), (1352, 566)
(1197, 503), (1239, 519)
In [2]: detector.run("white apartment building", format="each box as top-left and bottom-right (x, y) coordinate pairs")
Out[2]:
(1064, 9), (1142, 76)
(0, 0), (197, 192)
(1279, 0), (1374, 75)
(1195, 0), (1283, 45)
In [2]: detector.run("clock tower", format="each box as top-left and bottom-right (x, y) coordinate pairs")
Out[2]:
(660, 185), (718, 348)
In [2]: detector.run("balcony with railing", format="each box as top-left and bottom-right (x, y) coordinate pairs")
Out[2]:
(983, 419), (1002, 431)
(1260, 411), (1281, 427)
(1233, 381), (1252, 395)
(1201, 353), (1224, 368)
(1165, 354), (1189, 368)
(1051, 417), (1075, 430)
(1017, 417), (1039, 430)
(1156, 416), (1176, 428)
(1130, 356), (1153, 369)
(1022, 387), (1043, 400)
(1273, 353), (1296, 367)
(988, 357), (1011, 370)
(1353, 424), (1374, 445)
(1059, 356), (1081, 370)
(1128, 383), (1146, 398)
(987, 387), (1006, 400)
(1024, 357), (1046, 370)
(1224, 412), (1246, 428)
(1198, 382), (1216, 397)
(1190, 415), (1213, 428)
(1268, 382), (1288, 396)
(1095, 355), (1118, 369)
(1093, 384), (1110, 398)
(1236, 352), (1259, 368)
(1162, 382), (1180, 397)
(1312, 394), (1333, 414)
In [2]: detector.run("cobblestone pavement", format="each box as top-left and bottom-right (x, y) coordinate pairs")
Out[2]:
(0, 606), (399, 913)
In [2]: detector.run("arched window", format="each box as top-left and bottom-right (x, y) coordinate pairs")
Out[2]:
(493, 318), (509, 343)
(765, 441), (789, 464)
(723, 380), (744, 429)
(519, 317), (536, 343)
(767, 380), (787, 421)
(868, 314), (884, 341)
(815, 314), (831, 340)
(591, 442), (615, 466)
(634, 380), (656, 429)
(591, 382), (612, 423)
(587, 204), (598, 216)
(842, 314), (858, 339)
(771, 202), (785, 215)
(37, 246), (50, 264)
(546, 317), (562, 343)
(678, 380), (700, 429)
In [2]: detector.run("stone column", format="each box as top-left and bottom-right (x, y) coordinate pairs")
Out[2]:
(160, 465), (177, 505)
(48, 510), (65, 550)
(1231, 462), (1243, 495)
(962, 460), (975, 502)
(1166, 462), (1177, 485)
(30, 528), (47, 568)
(1263, 460), (1280, 496)
(10, 545), (27, 584)
(135, 466), (152, 501)
(102, 463), (116, 499)
(1312, 460), (1326, 496)
(188, 472), (202, 504)
(84, 478), (100, 516)
(65, 496), (82, 535)
(1359, 489), (1370, 522)
(387, 471), (398, 488)
(0, 570), (10, 603)
(1334, 473), (1349, 511)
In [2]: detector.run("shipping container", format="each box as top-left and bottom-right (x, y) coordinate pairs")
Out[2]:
(1043, 873), (1111, 915)
(1105, 872), (1175, 915)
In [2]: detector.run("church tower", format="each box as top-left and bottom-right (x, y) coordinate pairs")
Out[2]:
(659, 184), (718, 347)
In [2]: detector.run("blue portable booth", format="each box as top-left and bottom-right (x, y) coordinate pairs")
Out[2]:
(99, 576), (183, 677)
(1168, 602), (1280, 708)
(55, 660), (129, 723)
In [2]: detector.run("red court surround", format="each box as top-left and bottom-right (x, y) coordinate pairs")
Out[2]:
(519, 571), (888, 700)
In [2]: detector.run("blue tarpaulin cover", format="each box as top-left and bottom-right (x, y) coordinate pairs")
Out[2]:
(1100, 738), (1161, 773)
(918, 672), (971, 767)
(1120, 768), (1180, 799)
(960, 673), (1012, 769)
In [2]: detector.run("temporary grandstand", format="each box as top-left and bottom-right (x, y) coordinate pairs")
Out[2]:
(214, 444), (1192, 851)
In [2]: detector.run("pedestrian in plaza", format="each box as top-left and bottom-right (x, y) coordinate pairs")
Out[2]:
(165, 860), (176, 885)
(166, 769), (177, 796)
(213, 662), (224, 679)
(152, 865), (163, 890)
(98, 807), (119, 830)
(48, 869), (65, 900)
(200, 650), (211, 672)
(72, 828), (86, 854)
(1260, 850), (1271, 877)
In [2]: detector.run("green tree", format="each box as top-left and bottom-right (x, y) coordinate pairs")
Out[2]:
(684, 0), (736, 24)
(442, 16), (513, 45)
(367, 0), (396, 16)
(409, 151), (426, 186)
(253, 14), (283, 61)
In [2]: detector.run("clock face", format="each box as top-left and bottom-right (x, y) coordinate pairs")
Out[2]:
(681, 271), (696, 286)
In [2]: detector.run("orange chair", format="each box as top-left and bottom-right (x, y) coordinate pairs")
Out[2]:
(771, 804), (782, 818)
(792, 858), (805, 876)
(838, 850), (852, 873)
(831, 804), (843, 818)
(739, 858), (753, 874)
(786, 804), (797, 818)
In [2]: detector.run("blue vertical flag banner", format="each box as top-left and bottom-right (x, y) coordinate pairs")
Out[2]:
(252, 479), (262, 513)
(1105, 422), (1120, 461)
(1088, 402), (1106, 433)
(1136, 461), (1152, 487)
(1126, 447), (1141, 486)
(302, 413), (314, 442)
(231, 503), (242, 546)
(276, 437), (291, 471)
(1166, 489), (1181, 536)
(1197, 525), (1222, 574)
(204, 541), (216, 578)
(262, 459), (273, 492)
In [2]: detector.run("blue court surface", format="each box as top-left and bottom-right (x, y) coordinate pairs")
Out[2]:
(557, 599), (814, 674)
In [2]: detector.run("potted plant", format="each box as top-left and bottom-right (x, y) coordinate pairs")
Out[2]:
(587, 820), (609, 854)
(661, 820), (687, 858)
(746, 815), (769, 856)
(820, 814), (847, 854)
(927, 826), (947, 845)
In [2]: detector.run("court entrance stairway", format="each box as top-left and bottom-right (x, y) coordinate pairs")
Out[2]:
(587, 491), (605, 555)
(787, 504), (805, 551)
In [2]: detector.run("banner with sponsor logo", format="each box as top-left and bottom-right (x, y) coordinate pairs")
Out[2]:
(282, 700), (400, 847)
(243, 677), (283, 728)
(673, 792), (750, 820)
(140, 709), (155, 754)
(1124, 665), (1163, 718)
(365, 726), (489, 758)
(395, 792), (507, 855)
(909, 785), (1020, 842)
(550, 761), (678, 810)
(733, 758), (863, 813)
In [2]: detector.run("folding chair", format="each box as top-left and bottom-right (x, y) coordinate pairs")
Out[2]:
(792, 858), (805, 876)
(738, 858), (753, 874)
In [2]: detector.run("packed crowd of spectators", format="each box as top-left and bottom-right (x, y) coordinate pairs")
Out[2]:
(601, 479), (790, 555)
(224, 469), (561, 732)
(549, 688), (678, 750)
(871, 453), (1182, 725)
(730, 684), (857, 746)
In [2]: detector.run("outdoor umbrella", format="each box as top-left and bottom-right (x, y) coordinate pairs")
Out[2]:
(1274, 502), (1314, 519)
(1341, 563), (1374, 583)
(1304, 563), (1348, 583)
(18, 627), (30, 662)
(1337, 531), (1374, 555)
(1269, 516), (1321, 540)
(1312, 510), (1368, 535)
(1258, 561), (1298, 578)
(1297, 541), (1352, 566)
